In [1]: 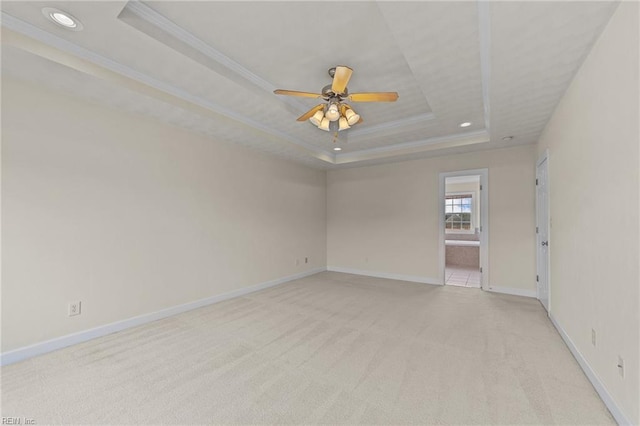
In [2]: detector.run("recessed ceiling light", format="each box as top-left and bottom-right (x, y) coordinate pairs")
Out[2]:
(459, 122), (472, 128)
(334, 147), (342, 151)
(502, 136), (514, 141)
(42, 8), (83, 31)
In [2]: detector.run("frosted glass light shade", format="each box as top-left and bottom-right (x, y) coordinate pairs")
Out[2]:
(309, 110), (324, 126)
(318, 117), (330, 131)
(344, 108), (360, 126)
(338, 117), (350, 131)
(325, 103), (340, 121)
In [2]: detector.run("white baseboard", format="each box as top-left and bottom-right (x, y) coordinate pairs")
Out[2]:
(486, 286), (536, 298)
(550, 314), (631, 426)
(0, 267), (326, 366)
(327, 266), (441, 285)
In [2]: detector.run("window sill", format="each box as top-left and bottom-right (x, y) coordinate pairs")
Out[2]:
(445, 230), (476, 235)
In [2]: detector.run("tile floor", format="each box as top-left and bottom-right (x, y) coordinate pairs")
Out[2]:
(445, 265), (481, 288)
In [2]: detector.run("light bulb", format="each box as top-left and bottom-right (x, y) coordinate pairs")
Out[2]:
(42, 7), (83, 31)
(52, 12), (76, 27)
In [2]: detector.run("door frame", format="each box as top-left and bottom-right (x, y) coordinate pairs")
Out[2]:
(536, 150), (551, 312)
(439, 168), (489, 289)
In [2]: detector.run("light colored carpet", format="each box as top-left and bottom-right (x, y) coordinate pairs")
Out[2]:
(1, 272), (614, 425)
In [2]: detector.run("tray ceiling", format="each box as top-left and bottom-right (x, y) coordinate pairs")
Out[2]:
(1, 1), (618, 169)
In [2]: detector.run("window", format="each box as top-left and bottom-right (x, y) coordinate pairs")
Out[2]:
(445, 194), (473, 231)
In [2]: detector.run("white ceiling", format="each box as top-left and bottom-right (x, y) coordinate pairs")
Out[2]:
(1, 1), (618, 169)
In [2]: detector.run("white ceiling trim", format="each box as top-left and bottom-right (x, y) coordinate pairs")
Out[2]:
(348, 112), (435, 138)
(119, 1), (440, 140)
(1, 7), (496, 167)
(335, 129), (490, 165)
(121, 0), (276, 92)
(477, 0), (491, 131)
(0, 12), (334, 164)
(119, 0), (310, 113)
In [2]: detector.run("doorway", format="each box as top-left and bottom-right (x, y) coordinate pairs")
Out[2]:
(536, 151), (550, 311)
(439, 169), (489, 289)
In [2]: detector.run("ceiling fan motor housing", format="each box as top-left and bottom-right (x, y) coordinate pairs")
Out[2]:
(321, 84), (347, 99)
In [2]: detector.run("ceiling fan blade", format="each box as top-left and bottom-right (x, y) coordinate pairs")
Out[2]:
(274, 89), (323, 98)
(349, 92), (399, 102)
(331, 66), (353, 94)
(297, 104), (325, 122)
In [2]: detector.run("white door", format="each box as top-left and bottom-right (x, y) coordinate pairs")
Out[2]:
(536, 155), (550, 312)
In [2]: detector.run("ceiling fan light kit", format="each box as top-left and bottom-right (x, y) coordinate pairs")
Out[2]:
(318, 117), (331, 131)
(344, 107), (360, 126)
(338, 117), (350, 131)
(325, 102), (341, 121)
(274, 65), (398, 137)
(309, 110), (324, 126)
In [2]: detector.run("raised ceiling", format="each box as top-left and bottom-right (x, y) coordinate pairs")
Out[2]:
(1, 1), (618, 169)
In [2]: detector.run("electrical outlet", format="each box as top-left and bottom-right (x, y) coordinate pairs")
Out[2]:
(305, 257), (308, 264)
(617, 356), (624, 377)
(68, 301), (81, 317)
(591, 329), (596, 346)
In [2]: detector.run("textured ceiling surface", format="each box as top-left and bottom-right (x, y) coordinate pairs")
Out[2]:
(1, 1), (618, 168)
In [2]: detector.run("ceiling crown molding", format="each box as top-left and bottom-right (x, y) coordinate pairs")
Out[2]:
(477, 0), (491, 131)
(119, 1), (440, 136)
(1, 12), (334, 164)
(1, 5), (494, 167)
(335, 130), (490, 165)
(348, 112), (435, 138)
(119, 0), (309, 112)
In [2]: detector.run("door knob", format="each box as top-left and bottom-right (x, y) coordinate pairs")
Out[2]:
(541, 241), (548, 246)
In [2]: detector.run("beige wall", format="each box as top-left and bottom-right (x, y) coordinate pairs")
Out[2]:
(536, 2), (639, 423)
(327, 145), (537, 290)
(1, 77), (327, 352)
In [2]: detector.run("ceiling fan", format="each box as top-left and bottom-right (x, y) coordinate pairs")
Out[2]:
(274, 66), (399, 132)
